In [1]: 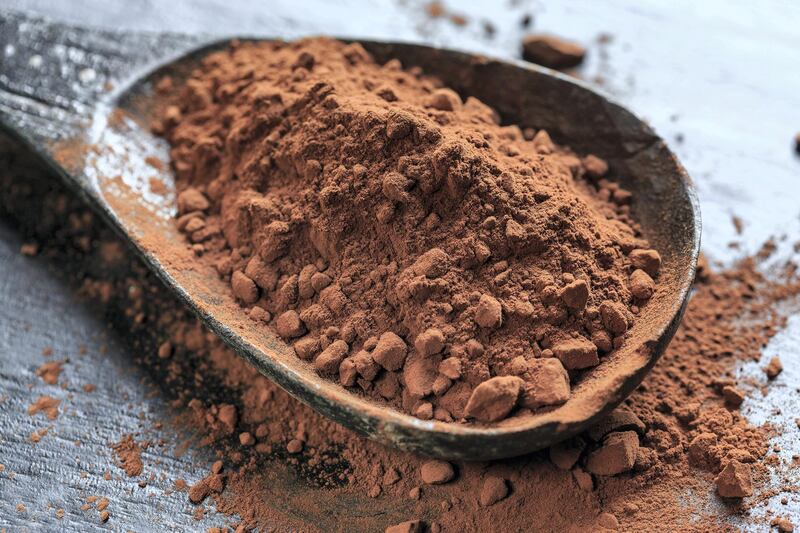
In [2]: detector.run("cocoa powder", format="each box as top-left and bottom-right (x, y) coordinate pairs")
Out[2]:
(27, 395), (60, 420)
(111, 434), (145, 477)
(156, 38), (659, 424)
(35, 360), (63, 385)
(1, 82), (797, 532)
(521, 34), (587, 69)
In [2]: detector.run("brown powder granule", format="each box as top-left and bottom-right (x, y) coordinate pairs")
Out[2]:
(35, 360), (63, 385)
(144, 155), (164, 171)
(521, 34), (587, 69)
(764, 356), (783, 379)
(479, 476), (509, 507)
(19, 242), (38, 256)
(192, 506), (205, 521)
(716, 460), (753, 498)
(111, 434), (144, 477)
(286, 438), (304, 454)
(386, 519), (425, 533)
(584, 430), (639, 476)
(420, 460), (455, 485)
(95, 497), (109, 512)
(157, 37), (655, 424)
(722, 385), (746, 407)
(27, 395), (60, 420)
(149, 176), (169, 195)
(29, 427), (50, 443)
(774, 517), (795, 533)
(188, 472), (226, 504)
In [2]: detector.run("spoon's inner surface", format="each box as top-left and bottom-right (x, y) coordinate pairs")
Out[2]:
(71, 38), (698, 460)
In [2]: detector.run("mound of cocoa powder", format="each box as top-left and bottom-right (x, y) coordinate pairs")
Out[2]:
(155, 38), (660, 424)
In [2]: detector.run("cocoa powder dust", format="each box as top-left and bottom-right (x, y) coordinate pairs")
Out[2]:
(155, 37), (662, 425)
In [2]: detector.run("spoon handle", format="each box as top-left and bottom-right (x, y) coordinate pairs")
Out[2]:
(0, 11), (198, 165)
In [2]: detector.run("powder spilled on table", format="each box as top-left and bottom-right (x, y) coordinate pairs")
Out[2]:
(111, 434), (145, 478)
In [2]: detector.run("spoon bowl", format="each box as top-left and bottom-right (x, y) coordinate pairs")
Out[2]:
(0, 17), (700, 460)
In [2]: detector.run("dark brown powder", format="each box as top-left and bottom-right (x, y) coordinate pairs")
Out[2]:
(156, 37), (659, 424)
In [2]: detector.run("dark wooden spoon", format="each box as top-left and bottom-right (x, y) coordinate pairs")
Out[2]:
(0, 12), (700, 460)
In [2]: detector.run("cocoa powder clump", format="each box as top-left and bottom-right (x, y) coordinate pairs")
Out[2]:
(35, 360), (63, 385)
(27, 395), (60, 420)
(111, 434), (144, 477)
(521, 34), (587, 69)
(157, 38), (655, 424)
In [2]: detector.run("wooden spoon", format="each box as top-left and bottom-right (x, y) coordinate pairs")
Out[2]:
(0, 12), (699, 459)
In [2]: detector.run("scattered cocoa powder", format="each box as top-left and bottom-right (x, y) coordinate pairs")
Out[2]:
(420, 460), (456, 485)
(19, 241), (38, 256)
(156, 37), (655, 425)
(96, 497), (109, 512)
(585, 430), (639, 476)
(29, 426), (50, 443)
(27, 395), (60, 420)
(188, 472), (226, 504)
(774, 517), (796, 533)
(422, 1), (468, 28)
(765, 356), (783, 379)
(35, 360), (63, 385)
(111, 434), (144, 477)
(479, 475), (509, 507)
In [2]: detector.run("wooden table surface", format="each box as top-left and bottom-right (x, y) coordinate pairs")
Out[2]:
(1, 1), (799, 531)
